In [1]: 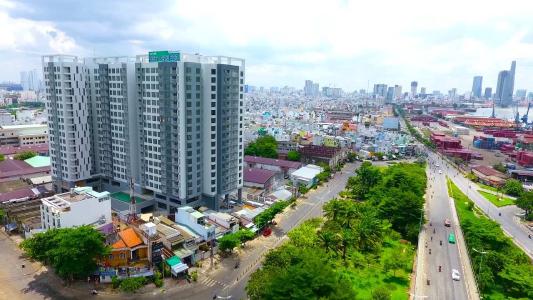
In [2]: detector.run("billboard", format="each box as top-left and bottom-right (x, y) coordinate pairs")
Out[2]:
(148, 51), (180, 63)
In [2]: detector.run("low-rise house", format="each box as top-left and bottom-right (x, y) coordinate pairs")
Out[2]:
(175, 206), (215, 242)
(244, 155), (302, 178)
(300, 145), (346, 168)
(243, 167), (277, 193)
(471, 165), (507, 186)
(291, 164), (324, 188)
(40, 187), (111, 230)
(99, 227), (152, 282)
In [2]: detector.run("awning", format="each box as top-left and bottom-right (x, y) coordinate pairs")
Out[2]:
(170, 263), (189, 275)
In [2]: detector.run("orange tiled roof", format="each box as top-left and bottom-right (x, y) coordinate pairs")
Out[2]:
(112, 239), (127, 249)
(114, 228), (143, 249)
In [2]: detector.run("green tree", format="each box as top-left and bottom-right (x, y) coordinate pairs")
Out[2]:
(245, 135), (278, 158)
(0, 153), (4, 161)
(14, 150), (37, 160)
(286, 150), (301, 161)
(503, 179), (524, 197)
(218, 233), (240, 253)
(492, 162), (507, 173)
(20, 226), (109, 282)
(247, 247), (356, 300)
(516, 190), (533, 220)
(119, 277), (147, 293)
(236, 229), (255, 245)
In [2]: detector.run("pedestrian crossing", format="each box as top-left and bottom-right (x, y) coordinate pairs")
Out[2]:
(199, 276), (227, 287)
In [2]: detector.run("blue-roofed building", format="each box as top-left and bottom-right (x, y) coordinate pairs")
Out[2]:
(383, 117), (400, 131)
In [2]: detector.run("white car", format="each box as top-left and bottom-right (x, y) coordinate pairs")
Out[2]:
(435, 163), (440, 167)
(452, 269), (461, 281)
(438, 170), (443, 174)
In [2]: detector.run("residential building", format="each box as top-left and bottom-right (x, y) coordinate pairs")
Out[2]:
(0, 112), (14, 125)
(291, 164), (323, 188)
(175, 206), (215, 241)
(472, 76), (483, 98)
(104, 227), (149, 268)
(42, 51), (245, 212)
(0, 124), (48, 146)
(244, 155), (302, 178)
(299, 144), (346, 168)
(40, 186), (111, 230)
(243, 167), (277, 192)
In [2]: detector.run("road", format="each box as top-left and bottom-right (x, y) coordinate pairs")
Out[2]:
(416, 155), (470, 300)
(440, 155), (533, 258)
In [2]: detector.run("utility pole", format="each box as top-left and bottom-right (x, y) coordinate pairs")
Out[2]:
(472, 248), (488, 296)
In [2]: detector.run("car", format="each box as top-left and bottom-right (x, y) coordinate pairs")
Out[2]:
(438, 170), (443, 174)
(452, 269), (461, 281)
(448, 233), (456, 244)
(444, 219), (451, 227)
(435, 163), (440, 167)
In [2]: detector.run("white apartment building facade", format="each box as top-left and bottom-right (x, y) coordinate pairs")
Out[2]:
(43, 51), (244, 212)
(40, 186), (111, 230)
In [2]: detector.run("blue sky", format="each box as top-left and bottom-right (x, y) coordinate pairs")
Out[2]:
(1, 0), (533, 93)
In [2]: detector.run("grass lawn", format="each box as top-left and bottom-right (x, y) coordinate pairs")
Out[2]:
(477, 190), (515, 207)
(476, 183), (498, 192)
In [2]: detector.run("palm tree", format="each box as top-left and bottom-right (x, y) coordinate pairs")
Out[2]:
(317, 230), (338, 254)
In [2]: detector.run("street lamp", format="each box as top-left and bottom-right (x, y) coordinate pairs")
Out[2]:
(472, 248), (488, 296)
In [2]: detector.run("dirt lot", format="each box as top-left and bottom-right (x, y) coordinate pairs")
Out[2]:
(0, 179), (29, 193)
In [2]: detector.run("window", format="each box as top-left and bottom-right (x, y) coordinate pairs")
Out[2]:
(119, 253), (126, 259)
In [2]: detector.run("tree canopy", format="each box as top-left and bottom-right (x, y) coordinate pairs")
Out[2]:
(503, 179), (524, 197)
(20, 226), (109, 281)
(286, 150), (301, 161)
(247, 163), (425, 299)
(516, 190), (533, 220)
(244, 135), (278, 158)
(14, 150), (37, 160)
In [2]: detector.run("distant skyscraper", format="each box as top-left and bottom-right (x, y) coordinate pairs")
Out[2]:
(20, 69), (40, 91)
(385, 86), (394, 103)
(472, 76), (483, 98)
(394, 85), (402, 100)
(496, 61), (516, 107)
(516, 89), (527, 99)
(420, 87), (426, 95)
(449, 88), (457, 98)
(373, 84), (387, 97)
(304, 80), (319, 97)
(410, 81), (418, 97)
(484, 87), (492, 99)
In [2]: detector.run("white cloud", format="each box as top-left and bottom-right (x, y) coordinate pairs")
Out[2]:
(2, 0), (533, 92)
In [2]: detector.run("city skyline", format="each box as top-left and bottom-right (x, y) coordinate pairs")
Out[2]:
(1, 0), (533, 92)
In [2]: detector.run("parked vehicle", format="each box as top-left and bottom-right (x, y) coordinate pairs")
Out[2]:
(444, 219), (451, 227)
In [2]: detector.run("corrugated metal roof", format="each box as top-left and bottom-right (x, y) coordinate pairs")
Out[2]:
(244, 167), (276, 184)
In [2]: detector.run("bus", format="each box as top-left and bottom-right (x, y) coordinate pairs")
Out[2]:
(448, 233), (456, 244)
